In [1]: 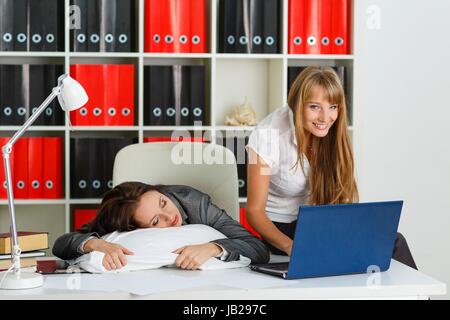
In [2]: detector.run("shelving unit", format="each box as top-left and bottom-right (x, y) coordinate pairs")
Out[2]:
(0, 0), (354, 250)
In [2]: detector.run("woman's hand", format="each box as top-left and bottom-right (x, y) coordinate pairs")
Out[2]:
(283, 239), (293, 256)
(173, 243), (222, 270)
(84, 238), (134, 271)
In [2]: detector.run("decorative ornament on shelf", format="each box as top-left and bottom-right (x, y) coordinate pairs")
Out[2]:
(225, 97), (257, 126)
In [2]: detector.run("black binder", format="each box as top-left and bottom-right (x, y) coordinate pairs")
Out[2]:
(29, 0), (63, 51)
(13, 65), (27, 125)
(43, 64), (65, 125)
(219, 135), (248, 197)
(115, 0), (134, 52)
(0, 0), (15, 51)
(71, 0), (88, 51)
(189, 66), (205, 125)
(29, 65), (46, 126)
(0, 65), (17, 125)
(235, 0), (249, 53)
(263, 0), (279, 53)
(145, 66), (164, 125)
(180, 66), (192, 126)
(219, 0), (237, 53)
(249, 0), (263, 54)
(163, 66), (176, 126)
(13, 0), (28, 51)
(87, 0), (100, 52)
(98, 0), (116, 52)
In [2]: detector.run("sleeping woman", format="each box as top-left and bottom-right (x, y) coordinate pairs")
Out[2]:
(53, 182), (269, 270)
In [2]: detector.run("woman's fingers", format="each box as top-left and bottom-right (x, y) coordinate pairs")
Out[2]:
(121, 246), (134, 255)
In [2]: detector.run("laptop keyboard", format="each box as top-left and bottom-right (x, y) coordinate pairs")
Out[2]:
(255, 262), (289, 271)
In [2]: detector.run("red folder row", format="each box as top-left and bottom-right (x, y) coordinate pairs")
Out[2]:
(70, 64), (135, 126)
(73, 208), (97, 231)
(239, 208), (261, 239)
(0, 137), (63, 199)
(144, 0), (206, 53)
(289, 0), (350, 54)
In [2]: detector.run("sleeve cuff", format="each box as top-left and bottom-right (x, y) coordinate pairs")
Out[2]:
(213, 243), (229, 261)
(77, 236), (96, 254)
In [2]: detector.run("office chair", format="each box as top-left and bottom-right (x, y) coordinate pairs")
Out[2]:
(112, 142), (240, 221)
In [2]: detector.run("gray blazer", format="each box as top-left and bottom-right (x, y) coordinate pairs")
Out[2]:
(52, 185), (269, 263)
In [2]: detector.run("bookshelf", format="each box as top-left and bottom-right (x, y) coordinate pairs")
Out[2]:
(0, 0), (354, 252)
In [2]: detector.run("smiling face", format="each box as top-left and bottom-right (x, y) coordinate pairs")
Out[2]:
(303, 85), (339, 138)
(133, 191), (182, 228)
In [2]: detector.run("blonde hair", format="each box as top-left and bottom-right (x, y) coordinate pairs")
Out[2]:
(287, 66), (358, 205)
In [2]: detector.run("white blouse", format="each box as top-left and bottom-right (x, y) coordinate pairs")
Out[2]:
(246, 105), (310, 223)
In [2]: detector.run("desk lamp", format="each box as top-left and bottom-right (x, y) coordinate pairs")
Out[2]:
(0, 74), (88, 289)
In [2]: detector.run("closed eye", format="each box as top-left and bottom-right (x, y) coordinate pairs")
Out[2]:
(151, 216), (159, 227)
(159, 196), (167, 209)
(308, 104), (321, 110)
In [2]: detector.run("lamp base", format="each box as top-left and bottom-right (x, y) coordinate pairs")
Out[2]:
(0, 271), (43, 290)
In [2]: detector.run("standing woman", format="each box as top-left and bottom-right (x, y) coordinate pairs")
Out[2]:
(245, 66), (417, 269)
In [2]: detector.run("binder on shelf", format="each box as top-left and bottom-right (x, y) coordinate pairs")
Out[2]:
(288, 0), (306, 54)
(71, 138), (89, 198)
(176, 0), (191, 53)
(98, 0), (116, 52)
(239, 207), (261, 239)
(14, 138), (29, 199)
(104, 65), (120, 126)
(263, 0), (279, 54)
(13, 0), (28, 51)
(180, 66), (192, 126)
(235, 0), (248, 54)
(87, 0), (100, 52)
(115, 0), (134, 52)
(14, 65), (27, 125)
(0, 65), (16, 125)
(331, 0), (350, 54)
(160, 0), (175, 53)
(73, 209), (97, 231)
(144, 0), (162, 52)
(304, 0), (320, 54)
(249, 0), (263, 54)
(163, 66), (176, 126)
(43, 64), (65, 125)
(189, 66), (205, 125)
(71, 0), (88, 52)
(28, 137), (44, 199)
(218, 0), (237, 53)
(117, 65), (135, 126)
(29, 65), (47, 126)
(43, 137), (62, 199)
(319, 0), (332, 54)
(190, 0), (206, 53)
(145, 66), (164, 125)
(0, 0), (15, 51)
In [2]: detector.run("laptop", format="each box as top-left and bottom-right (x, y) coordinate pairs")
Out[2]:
(250, 201), (403, 279)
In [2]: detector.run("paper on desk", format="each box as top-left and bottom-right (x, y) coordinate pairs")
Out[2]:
(43, 267), (287, 296)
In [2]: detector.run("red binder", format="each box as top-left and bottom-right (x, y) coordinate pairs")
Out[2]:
(0, 137), (15, 199)
(144, 0), (162, 52)
(43, 137), (62, 199)
(70, 65), (91, 126)
(319, 0), (332, 54)
(14, 138), (28, 199)
(88, 65), (106, 126)
(331, 0), (349, 54)
(104, 65), (120, 126)
(304, 0), (320, 54)
(288, 0), (306, 54)
(176, 0), (191, 53)
(161, 0), (176, 52)
(117, 65), (135, 126)
(239, 208), (261, 239)
(190, 0), (206, 53)
(73, 208), (97, 231)
(28, 137), (44, 199)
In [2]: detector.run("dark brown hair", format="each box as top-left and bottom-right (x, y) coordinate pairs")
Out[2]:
(88, 182), (166, 236)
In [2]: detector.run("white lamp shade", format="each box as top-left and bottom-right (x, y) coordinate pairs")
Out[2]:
(57, 75), (88, 111)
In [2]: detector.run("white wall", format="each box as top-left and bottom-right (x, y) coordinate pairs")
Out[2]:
(354, 0), (450, 298)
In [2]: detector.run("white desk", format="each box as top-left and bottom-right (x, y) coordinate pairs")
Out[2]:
(0, 260), (446, 300)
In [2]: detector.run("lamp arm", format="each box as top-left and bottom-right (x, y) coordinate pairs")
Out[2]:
(1, 85), (61, 273)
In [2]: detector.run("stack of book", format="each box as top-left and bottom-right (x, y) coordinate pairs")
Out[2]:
(0, 232), (48, 271)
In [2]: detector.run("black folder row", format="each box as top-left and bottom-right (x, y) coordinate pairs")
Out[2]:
(217, 135), (249, 197)
(70, 0), (135, 52)
(70, 138), (137, 198)
(0, 64), (65, 126)
(218, 0), (280, 54)
(144, 65), (206, 126)
(0, 0), (64, 51)
(288, 66), (352, 124)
